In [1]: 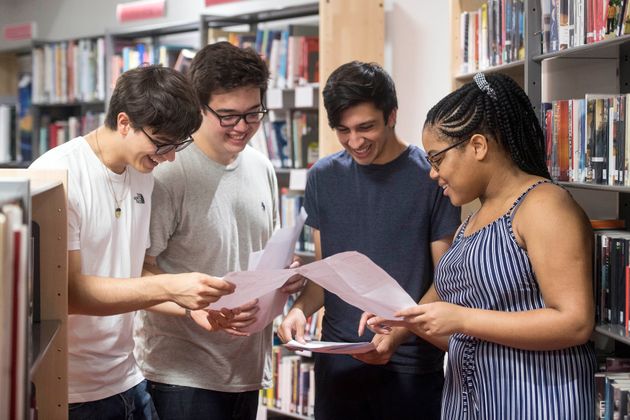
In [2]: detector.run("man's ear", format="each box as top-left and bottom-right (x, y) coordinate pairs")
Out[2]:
(116, 112), (132, 136)
(387, 108), (398, 128)
(470, 133), (489, 161)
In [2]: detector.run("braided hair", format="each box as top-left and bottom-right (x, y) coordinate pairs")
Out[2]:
(424, 73), (550, 178)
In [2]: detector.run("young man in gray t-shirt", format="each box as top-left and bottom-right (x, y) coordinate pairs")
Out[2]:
(135, 42), (304, 419)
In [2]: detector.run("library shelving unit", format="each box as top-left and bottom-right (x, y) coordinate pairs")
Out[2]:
(451, 0), (630, 404)
(0, 168), (68, 420)
(30, 37), (106, 162)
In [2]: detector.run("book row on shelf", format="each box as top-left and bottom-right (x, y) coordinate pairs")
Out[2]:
(597, 357), (630, 419)
(542, 94), (629, 186)
(32, 38), (106, 105)
(206, 25), (319, 90)
(264, 293), (321, 419)
(458, 0), (525, 74)
(595, 230), (630, 332)
(541, 0), (630, 54)
(262, 347), (315, 418)
(279, 190), (315, 254)
(249, 110), (319, 170)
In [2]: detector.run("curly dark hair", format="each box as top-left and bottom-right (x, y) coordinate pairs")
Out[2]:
(424, 73), (550, 178)
(188, 41), (270, 107)
(105, 65), (202, 142)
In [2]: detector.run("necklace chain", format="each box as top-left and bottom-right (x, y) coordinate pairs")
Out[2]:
(95, 128), (129, 219)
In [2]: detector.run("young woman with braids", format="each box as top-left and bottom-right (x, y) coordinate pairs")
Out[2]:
(363, 73), (596, 419)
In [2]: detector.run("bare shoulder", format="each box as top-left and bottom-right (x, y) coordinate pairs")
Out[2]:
(513, 182), (591, 245)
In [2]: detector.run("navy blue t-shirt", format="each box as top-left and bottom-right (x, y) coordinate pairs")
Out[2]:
(304, 145), (461, 374)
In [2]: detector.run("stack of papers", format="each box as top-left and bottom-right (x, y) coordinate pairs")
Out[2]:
(284, 340), (375, 355)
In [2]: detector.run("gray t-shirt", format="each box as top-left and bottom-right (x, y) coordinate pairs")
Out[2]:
(134, 144), (278, 392)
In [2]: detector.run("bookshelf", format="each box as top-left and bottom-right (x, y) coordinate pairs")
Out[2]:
(452, 0), (630, 415)
(449, 0), (527, 90)
(30, 37), (106, 163)
(104, 20), (201, 103)
(0, 169), (68, 420)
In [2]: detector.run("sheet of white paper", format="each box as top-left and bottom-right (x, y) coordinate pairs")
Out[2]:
(212, 250), (417, 323)
(299, 251), (417, 319)
(210, 208), (307, 333)
(285, 340), (375, 355)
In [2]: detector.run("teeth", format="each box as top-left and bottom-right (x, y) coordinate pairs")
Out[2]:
(441, 185), (447, 190)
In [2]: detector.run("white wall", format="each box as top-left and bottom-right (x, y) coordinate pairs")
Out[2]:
(386, 0), (452, 147)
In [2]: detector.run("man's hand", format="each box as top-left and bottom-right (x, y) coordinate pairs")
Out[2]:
(278, 307), (308, 344)
(165, 273), (234, 310)
(280, 258), (307, 295)
(189, 309), (247, 337)
(352, 333), (398, 365)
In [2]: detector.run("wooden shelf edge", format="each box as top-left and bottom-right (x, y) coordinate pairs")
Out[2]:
(31, 179), (62, 196)
(30, 320), (62, 376)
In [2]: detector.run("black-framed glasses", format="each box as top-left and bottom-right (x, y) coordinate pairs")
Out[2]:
(141, 128), (194, 155)
(204, 104), (268, 127)
(425, 138), (470, 172)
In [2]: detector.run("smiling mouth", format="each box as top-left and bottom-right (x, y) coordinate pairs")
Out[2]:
(352, 144), (371, 155)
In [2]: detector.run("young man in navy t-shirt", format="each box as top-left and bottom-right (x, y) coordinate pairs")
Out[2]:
(278, 61), (461, 420)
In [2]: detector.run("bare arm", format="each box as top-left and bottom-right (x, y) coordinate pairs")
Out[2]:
(455, 186), (594, 349)
(396, 186), (595, 351)
(68, 251), (234, 316)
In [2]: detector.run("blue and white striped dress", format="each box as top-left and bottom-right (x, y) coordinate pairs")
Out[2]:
(436, 181), (596, 419)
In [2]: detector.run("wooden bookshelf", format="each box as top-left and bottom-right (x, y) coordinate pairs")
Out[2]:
(318, 0), (384, 158)
(0, 169), (68, 420)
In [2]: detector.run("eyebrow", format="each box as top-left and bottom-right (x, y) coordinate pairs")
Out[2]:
(213, 104), (262, 113)
(337, 119), (378, 129)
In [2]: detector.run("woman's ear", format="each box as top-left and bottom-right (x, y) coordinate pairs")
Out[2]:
(470, 133), (489, 161)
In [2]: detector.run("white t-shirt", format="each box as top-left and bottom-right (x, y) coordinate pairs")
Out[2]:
(30, 136), (153, 403)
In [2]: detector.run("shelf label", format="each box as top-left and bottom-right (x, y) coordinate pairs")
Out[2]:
(2, 22), (35, 41)
(116, 0), (165, 23)
(289, 169), (307, 191)
(295, 85), (315, 108)
(266, 88), (284, 109)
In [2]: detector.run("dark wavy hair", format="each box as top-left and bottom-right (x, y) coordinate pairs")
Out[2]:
(105, 65), (202, 142)
(322, 61), (398, 128)
(424, 73), (550, 178)
(188, 41), (270, 107)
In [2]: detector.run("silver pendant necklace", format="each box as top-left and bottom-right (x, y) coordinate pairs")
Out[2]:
(94, 128), (129, 219)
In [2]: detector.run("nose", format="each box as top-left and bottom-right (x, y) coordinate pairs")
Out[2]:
(429, 165), (439, 179)
(233, 117), (249, 131)
(347, 132), (364, 149)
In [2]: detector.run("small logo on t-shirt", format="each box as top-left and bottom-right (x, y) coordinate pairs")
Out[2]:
(134, 193), (145, 204)
(261, 202), (266, 211)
